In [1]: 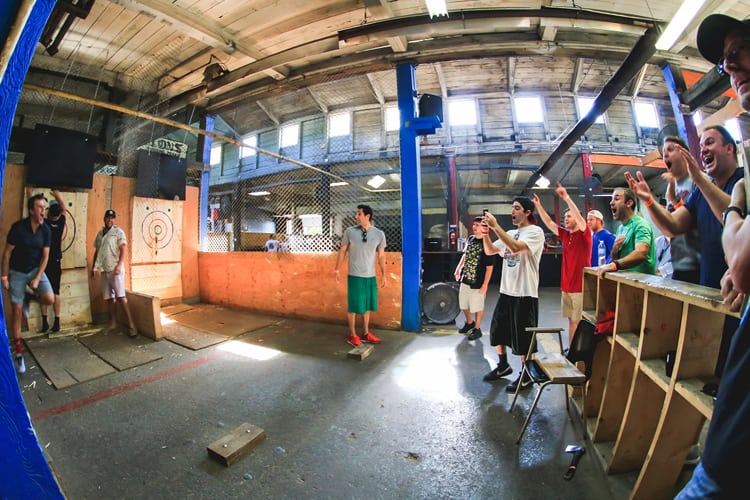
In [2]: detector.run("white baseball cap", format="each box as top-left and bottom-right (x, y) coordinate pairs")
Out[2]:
(587, 209), (604, 221)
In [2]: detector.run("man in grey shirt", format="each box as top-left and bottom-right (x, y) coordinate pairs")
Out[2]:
(334, 204), (387, 346)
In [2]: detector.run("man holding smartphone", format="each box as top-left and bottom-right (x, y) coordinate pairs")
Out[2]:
(454, 216), (495, 340)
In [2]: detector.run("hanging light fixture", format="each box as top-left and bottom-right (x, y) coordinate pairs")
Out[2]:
(425, 0), (448, 19)
(655, 0), (707, 50)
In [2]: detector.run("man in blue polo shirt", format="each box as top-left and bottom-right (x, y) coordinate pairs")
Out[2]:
(2, 193), (55, 375)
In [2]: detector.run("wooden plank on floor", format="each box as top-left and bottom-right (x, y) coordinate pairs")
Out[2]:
(161, 303), (193, 317)
(162, 322), (227, 350)
(207, 422), (266, 466)
(347, 344), (374, 360)
(171, 304), (278, 337)
(26, 336), (116, 389)
(77, 331), (162, 371)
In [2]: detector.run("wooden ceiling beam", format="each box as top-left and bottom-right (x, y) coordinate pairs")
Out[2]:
(111, 0), (286, 80)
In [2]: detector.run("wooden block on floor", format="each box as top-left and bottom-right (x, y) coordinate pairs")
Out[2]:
(347, 344), (374, 360)
(207, 423), (266, 466)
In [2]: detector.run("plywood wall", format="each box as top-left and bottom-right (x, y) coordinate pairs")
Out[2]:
(2, 166), (93, 331)
(181, 186), (199, 301)
(198, 252), (402, 330)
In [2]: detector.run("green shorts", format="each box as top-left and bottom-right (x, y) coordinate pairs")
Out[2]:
(347, 275), (378, 314)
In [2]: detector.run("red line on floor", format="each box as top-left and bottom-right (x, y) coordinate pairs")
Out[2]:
(31, 351), (225, 421)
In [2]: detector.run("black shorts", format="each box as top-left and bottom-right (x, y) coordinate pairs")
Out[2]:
(45, 259), (62, 294)
(489, 293), (539, 356)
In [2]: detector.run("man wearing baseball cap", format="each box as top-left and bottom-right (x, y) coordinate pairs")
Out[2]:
(480, 197), (545, 391)
(92, 209), (138, 337)
(675, 13), (750, 499)
(586, 209), (615, 267)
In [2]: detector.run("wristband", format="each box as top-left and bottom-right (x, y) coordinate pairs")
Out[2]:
(672, 199), (684, 209)
(723, 205), (746, 226)
(1, 276), (6, 281)
(613, 260), (621, 271)
(644, 196), (654, 208)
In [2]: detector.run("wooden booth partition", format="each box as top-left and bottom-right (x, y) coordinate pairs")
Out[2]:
(2, 164), (93, 331)
(581, 269), (741, 499)
(180, 186), (200, 301)
(198, 252), (403, 330)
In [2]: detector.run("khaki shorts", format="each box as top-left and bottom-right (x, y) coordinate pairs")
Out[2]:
(458, 283), (487, 313)
(561, 291), (583, 320)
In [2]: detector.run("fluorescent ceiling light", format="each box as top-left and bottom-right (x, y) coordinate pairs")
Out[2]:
(655, 0), (707, 50)
(534, 176), (551, 188)
(248, 191), (270, 196)
(367, 175), (386, 189)
(330, 181), (349, 187)
(425, 0), (448, 18)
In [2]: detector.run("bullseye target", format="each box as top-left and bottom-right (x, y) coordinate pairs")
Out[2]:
(141, 210), (174, 250)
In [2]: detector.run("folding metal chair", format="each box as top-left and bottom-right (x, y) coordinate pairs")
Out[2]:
(509, 319), (598, 444)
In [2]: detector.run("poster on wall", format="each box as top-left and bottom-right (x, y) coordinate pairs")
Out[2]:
(131, 196), (183, 264)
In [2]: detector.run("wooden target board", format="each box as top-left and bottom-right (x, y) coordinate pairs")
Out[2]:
(131, 197), (183, 264)
(24, 188), (88, 269)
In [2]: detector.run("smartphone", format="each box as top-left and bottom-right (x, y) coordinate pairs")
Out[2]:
(483, 208), (488, 214)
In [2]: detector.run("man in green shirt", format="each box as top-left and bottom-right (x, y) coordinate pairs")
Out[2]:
(597, 187), (656, 276)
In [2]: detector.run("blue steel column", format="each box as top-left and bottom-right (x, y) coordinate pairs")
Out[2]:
(397, 64), (422, 332)
(662, 64), (700, 156)
(0, 0), (65, 497)
(198, 115), (215, 251)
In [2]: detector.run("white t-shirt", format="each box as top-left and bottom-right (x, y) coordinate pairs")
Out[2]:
(493, 224), (545, 298)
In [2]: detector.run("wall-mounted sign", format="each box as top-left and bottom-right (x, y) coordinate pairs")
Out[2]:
(138, 138), (188, 158)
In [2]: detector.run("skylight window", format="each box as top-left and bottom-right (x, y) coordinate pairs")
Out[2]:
(329, 112), (351, 137)
(692, 111), (702, 128)
(210, 144), (222, 165)
(513, 97), (544, 123)
(577, 97), (605, 124)
(241, 134), (257, 158)
(385, 107), (400, 131)
(725, 118), (743, 143)
(447, 99), (477, 127)
(280, 123), (299, 148)
(634, 101), (660, 129)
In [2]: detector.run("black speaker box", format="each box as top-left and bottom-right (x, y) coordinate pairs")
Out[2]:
(26, 124), (96, 189)
(136, 150), (187, 200)
(418, 94), (443, 122)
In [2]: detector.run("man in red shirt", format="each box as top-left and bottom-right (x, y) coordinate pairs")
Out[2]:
(533, 183), (592, 340)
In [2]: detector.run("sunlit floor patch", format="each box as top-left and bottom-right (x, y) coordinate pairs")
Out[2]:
(218, 340), (283, 361)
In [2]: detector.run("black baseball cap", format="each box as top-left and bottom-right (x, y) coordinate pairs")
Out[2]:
(48, 202), (62, 217)
(697, 14), (750, 65)
(104, 209), (116, 218)
(513, 196), (537, 224)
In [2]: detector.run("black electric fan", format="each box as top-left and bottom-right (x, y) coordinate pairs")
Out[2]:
(421, 282), (460, 324)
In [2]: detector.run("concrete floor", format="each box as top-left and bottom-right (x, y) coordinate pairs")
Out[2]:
(20, 288), (622, 499)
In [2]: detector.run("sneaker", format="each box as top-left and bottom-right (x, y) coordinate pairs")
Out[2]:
(506, 372), (533, 392)
(347, 334), (362, 347)
(684, 445), (701, 466)
(361, 332), (381, 344)
(467, 328), (483, 341)
(15, 354), (26, 375)
(458, 321), (475, 334)
(483, 363), (512, 381)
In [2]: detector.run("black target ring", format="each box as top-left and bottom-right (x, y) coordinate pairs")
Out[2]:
(141, 210), (174, 250)
(61, 212), (77, 253)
